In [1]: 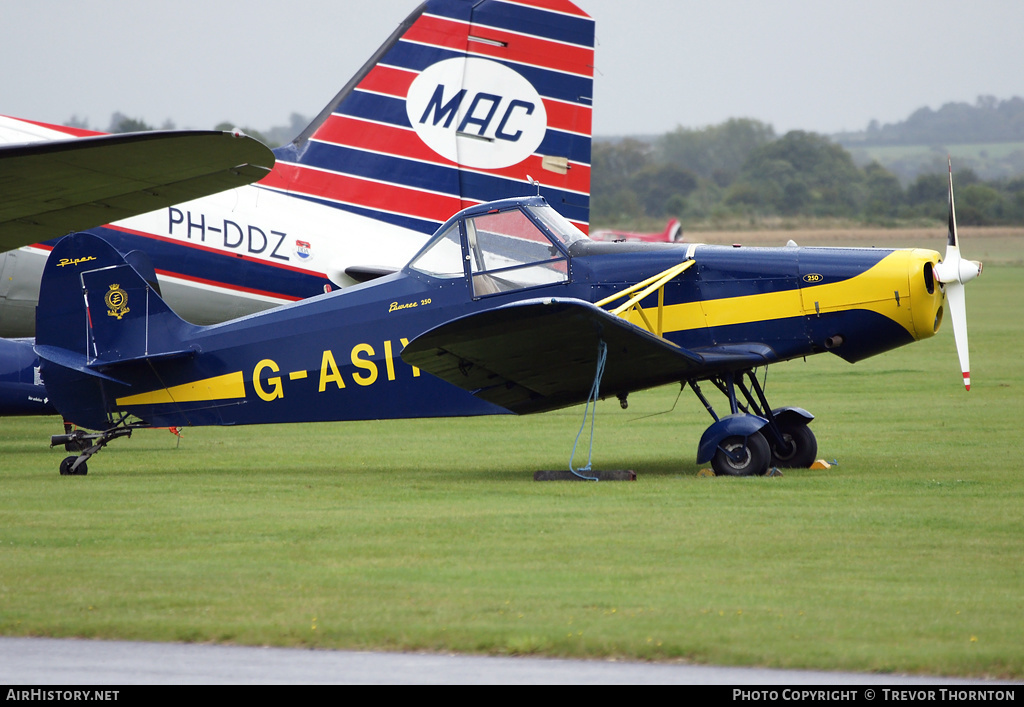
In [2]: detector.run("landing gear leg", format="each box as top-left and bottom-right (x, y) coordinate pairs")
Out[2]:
(690, 368), (816, 475)
(60, 420), (90, 453)
(727, 370), (817, 469)
(51, 424), (135, 476)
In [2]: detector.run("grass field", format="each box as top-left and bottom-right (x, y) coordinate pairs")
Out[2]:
(1, 235), (1021, 678)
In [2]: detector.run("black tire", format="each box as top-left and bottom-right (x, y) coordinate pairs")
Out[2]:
(59, 456), (88, 476)
(712, 432), (770, 477)
(769, 423), (817, 468)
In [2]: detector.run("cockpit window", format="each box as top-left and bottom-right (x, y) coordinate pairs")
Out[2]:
(407, 204), (578, 297)
(465, 207), (569, 297)
(407, 222), (464, 279)
(466, 210), (558, 272)
(527, 204), (590, 249)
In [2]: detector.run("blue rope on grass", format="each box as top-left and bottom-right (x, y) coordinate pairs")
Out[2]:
(569, 339), (608, 481)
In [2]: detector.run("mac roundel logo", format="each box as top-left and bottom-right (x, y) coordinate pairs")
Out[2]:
(406, 57), (548, 170)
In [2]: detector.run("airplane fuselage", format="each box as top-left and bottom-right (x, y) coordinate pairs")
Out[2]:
(37, 198), (945, 433)
(197, 243), (942, 424)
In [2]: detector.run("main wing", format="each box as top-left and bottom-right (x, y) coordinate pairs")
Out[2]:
(402, 298), (709, 414)
(403, 298), (786, 415)
(0, 130), (275, 251)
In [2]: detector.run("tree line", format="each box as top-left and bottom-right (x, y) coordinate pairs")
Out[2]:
(75, 110), (1024, 228)
(71, 112), (308, 150)
(835, 95), (1024, 146)
(593, 119), (1024, 227)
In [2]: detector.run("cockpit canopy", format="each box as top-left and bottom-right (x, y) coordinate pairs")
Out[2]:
(407, 197), (590, 298)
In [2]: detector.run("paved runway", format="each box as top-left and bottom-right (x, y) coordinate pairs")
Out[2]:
(0, 637), (1005, 685)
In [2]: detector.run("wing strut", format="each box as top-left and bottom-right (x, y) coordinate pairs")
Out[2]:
(595, 259), (695, 337)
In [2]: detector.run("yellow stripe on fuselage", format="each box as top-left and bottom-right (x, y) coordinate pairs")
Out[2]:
(115, 371), (245, 407)
(621, 288), (805, 334)
(621, 250), (934, 340)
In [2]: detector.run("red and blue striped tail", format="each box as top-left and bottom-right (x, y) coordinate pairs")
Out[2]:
(264, 0), (594, 234)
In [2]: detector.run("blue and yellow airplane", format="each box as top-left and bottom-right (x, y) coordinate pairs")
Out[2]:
(36, 165), (980, 477)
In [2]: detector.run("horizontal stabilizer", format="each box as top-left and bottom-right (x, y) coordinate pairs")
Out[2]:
(33, 345), (127, 385)
(0, 130), (275, 251)
(35, 342), (198, 379)
(402, 298), (705, 414)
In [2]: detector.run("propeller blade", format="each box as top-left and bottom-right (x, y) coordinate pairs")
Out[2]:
(944, 281), (971, 390)
(934, 160), (983, 286)
(932, 159), (982, 391)
(947, 158), (959, 251)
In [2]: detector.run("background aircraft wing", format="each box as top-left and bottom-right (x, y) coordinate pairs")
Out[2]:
(402, 298), (707, 415)
(0, 130), (275, 251)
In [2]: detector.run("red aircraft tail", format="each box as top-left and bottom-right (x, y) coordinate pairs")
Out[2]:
(664, 218), (683, 242)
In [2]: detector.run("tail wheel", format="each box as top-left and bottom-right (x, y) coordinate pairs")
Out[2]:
(769, 423), (817, 468)
(712, 432), (770, 477)
(59, 456), (88, 476)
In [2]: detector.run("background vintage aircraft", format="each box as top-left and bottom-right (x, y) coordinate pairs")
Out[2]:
(37, 165), (979, 477)
(0, 128), (275, 416)
(0, 0), (596, 415)
(590, 219), (682, 243)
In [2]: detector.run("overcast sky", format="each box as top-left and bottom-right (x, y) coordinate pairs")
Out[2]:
(2, 0), (1021, 138)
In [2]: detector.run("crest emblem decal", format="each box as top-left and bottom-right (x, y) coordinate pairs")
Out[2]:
(105, 284), (130, 320)
(293, 240), (313, 261)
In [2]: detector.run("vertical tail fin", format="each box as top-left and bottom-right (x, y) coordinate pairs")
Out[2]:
(665, 219), (682, 242)
(264, 0), (594, 234)
(35, 232), (196, 428)
(36, 233), (193, 360)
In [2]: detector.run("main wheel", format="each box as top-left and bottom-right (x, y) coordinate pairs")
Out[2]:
(712, 432), (770, 477)
(769, 423), (817, 468)
(59, 456), (88, 476)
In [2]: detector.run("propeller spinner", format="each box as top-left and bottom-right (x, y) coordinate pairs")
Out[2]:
(932, 159), (983, 390)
